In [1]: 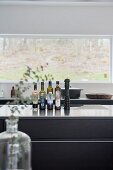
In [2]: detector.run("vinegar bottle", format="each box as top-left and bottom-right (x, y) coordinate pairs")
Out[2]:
(11, 86), (16, 98)
(32, 83), (38, 111)
(47, 81), (53, 110)
(39, 82), (46, 110)
(55, 81), (61, 110)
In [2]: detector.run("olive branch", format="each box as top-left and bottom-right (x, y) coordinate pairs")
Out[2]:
(7, 65), (54, 115)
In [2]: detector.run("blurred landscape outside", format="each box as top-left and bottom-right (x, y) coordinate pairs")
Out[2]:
(0, 37), (110, 82)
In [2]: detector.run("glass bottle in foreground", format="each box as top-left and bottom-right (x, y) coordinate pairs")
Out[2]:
(0, 115), (32, 170)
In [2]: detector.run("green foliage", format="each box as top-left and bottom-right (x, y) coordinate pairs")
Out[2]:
(7, 65), (54, 115)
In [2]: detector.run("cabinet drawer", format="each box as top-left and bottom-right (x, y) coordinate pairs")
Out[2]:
(32, 141), (113, 170)
(18, 118), (113, 140)
(0, 120), (4, 133)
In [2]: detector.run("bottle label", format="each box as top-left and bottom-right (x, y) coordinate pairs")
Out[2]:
(40, 96), (45, 108)
(32, 91), (38, 104)
(55, 90), (61, 107)
(47, 92), (53, 105)
(33, 98), (38, 104)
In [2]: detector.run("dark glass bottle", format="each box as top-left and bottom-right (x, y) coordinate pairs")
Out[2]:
(64, 79), (70, 110)
(47, 81), (53, 110)
(55, 81), (61, 110)
(11, 86), (16, 98)
(32, 83), (38, 111)
(39, 82), (46, 110)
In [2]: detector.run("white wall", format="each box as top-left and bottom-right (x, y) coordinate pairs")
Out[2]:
(1, 82), (113, 98)
(0, 2), (113, 96)
(0, 2), (113, 34)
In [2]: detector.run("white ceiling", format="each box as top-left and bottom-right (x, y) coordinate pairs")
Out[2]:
(0, 0), (113, 2)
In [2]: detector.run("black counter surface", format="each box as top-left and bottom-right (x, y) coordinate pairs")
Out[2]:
(0, 97), (113, 105)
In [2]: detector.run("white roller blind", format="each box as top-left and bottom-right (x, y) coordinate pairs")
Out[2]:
(0, 3), (113, 34)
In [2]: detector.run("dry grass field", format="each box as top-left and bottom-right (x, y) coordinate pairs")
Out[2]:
(0, 38), (110, 81)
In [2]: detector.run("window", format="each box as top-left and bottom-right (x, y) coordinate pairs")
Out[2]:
(0, 35), (111, 82)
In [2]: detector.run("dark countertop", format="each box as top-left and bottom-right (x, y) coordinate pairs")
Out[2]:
(0, 97), (113, 105)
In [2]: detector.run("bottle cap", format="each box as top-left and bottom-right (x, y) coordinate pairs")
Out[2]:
(64, 79), (70, 83)
(41, 82), (44, 86)
(34, 83), (37, 90)
(49, 81), (52, 86)
(56, 81), (59, 85)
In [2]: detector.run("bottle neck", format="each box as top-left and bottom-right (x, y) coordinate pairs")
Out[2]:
(41, 85), (44, 91)
(56, 80), (59, 87)
(64, 79), (70, 89)
(34, 84), (37, 91)
(56, 84), (59, 88)
(48, 84), (52, 90)
(48, 81), (52, 87)
(6, 118), (18, 133)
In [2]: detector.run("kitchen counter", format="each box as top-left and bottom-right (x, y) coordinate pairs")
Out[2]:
(1, 105), (113, 170)
(0, 104), (113, 118)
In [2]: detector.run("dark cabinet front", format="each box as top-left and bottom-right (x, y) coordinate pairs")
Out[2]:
(0, 120), (4, 133)
(32, 141), (113, 170)
(17, 118), (113, 170)
(18, 118), (113, 140)
(1, 117), (113, 170)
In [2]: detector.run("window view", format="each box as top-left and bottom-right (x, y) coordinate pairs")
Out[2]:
(0, 36), (110, 81)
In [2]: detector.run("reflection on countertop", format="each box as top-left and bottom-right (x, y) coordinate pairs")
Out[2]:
(0, 104), (112, 118)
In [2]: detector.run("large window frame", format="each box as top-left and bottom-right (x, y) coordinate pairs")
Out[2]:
(0, 34), (112, 83)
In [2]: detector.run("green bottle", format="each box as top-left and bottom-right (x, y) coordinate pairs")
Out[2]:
(39, 82), (46, 110)
(32, 83), (38, 111)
